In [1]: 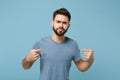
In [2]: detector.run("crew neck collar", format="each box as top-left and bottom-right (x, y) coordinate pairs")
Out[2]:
(50, 36), (68, 44)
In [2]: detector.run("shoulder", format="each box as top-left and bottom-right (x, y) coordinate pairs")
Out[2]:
(32, 36), (50, 49)
(37, 36), (51, 42)
(66, 37), (78, 45)
(66, 37), (80, 50)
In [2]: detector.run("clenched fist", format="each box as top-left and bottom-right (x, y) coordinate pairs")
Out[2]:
(81, 48), (94, 61)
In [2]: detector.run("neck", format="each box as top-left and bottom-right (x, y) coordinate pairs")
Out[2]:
(52, 33), (66, 43)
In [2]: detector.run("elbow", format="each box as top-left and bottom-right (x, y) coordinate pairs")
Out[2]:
(78, 68), (88, 72)
(22, 65), (31, 70)
(80, 69), (86, 72)
(22, 59), (31, 70)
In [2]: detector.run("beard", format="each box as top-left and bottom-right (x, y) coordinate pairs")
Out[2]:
(52, 26), (68, 36)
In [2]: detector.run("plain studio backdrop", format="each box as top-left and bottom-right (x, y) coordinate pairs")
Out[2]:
(0, 0), (120, 80)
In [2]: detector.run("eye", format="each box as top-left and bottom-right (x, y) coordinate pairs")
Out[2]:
(56, 21), (61, 23)
(63, 22), (67, 25)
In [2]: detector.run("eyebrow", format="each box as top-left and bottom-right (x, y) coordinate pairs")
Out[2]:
(56, 20), (68, 24)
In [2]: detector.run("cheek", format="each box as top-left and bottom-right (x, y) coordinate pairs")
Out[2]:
(53, 23), (57, 27)
(64, 25), (69, 30)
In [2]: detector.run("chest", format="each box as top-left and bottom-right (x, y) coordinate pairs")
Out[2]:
(40, 44), (75, 63)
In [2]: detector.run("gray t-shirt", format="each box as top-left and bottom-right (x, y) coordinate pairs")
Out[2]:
(33, 36), (81, 80)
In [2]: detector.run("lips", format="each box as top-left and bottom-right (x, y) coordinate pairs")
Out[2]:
(53, 26), (68, 36)
(58, 28), (64, 31)
(57, 27), (65, 31)
(58, 28), (64, 33)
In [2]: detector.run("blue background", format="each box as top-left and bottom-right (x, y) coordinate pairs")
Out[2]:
(0, 0), (120, 80)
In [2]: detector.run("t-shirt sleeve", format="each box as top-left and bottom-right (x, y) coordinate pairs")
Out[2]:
(32, 40), (41, 49)
(73, 43), (81, 62)
(32, 40), (44, 57)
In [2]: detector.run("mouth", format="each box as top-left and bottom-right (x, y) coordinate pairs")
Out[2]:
(57, 27), (65, 31)
(57, 28), (65, 33)
(53, 26), (67, 36)
(58, 28), (64, 31)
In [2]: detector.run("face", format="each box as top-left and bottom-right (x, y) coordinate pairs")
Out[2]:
(52, 14), (70, 36)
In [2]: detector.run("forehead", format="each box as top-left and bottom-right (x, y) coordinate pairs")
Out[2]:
(54, 14), (69, 22)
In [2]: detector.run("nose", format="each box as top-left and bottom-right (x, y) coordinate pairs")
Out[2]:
(59, 22), (63, 27)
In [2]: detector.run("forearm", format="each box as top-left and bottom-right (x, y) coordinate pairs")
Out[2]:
(76, 55), (94, 72)
(22, 49), (41, 69)
(22, 58), (34, 69)
(81, 55), (94, 71)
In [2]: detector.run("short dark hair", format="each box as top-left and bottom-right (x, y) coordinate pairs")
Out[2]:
(53, 8), (71, 22)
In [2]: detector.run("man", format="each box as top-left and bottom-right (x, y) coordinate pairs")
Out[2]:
(22, 8), (94, 80)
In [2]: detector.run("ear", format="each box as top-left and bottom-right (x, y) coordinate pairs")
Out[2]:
(68, 23), (70, 28)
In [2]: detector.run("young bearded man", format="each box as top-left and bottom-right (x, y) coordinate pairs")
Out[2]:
(22, 8), (94, 80)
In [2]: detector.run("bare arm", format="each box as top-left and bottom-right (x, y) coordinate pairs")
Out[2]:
(22, 49), (43, 69)
(22, 57), (35, 69)
(75, 49), (94, 72)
